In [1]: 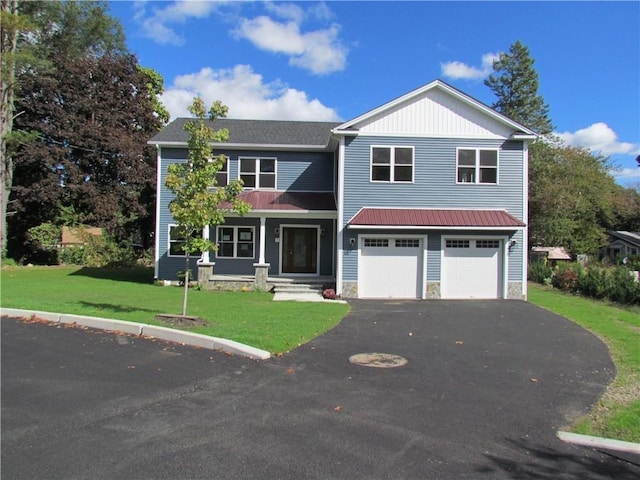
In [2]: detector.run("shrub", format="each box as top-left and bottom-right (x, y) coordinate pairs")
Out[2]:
(607, 266), (640, 305)
(578, 266), (610, 299)
(552, 262), (581, 292)
(322, 288), (337, 300)
(528, 260), (553, 284)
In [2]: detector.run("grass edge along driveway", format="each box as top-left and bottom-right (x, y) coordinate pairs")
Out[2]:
(528, 282), (640, 443)
(0, 266), (349, 354)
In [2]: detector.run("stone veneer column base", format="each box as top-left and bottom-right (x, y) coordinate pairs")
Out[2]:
(197, 262), (214, 287)
(426, 282), (441, 299)
(253, 263), (270, 291)
(341, 281), (358, 299)
(507, 282), (526, 300)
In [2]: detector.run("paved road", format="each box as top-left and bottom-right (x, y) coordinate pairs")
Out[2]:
(2, 301), (639, 479)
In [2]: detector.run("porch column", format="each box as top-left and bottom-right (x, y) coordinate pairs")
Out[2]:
(197, 225), (214, 287)
(258, 216), (266, 264)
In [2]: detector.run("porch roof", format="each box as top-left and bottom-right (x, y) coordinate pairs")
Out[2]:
(348, 208), (525, 228)
(232, 191), (337, 211)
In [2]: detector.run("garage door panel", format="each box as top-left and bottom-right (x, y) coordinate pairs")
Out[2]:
(442, 239), (502, 299)
(359, 238), (423, 299)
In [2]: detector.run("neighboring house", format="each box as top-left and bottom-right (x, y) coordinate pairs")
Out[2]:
(149, 80), (536, 299)
(531, 246), (572, 265)
(601, 231), (640, 261)
(60, 226), (103, 247)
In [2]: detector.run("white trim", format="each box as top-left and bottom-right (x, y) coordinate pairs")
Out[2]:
(278, 224), (321, 276)
(258, 216), (266, 264)
(333, 130), (509, 140)
(357, 233), (428, 299)
(154, 145), (161, 279)
(522, 141), (529, 299)
(455, 147), (499, 185)
(215, 225), (256, 260)
(226, 210), (337, 219)
(239, 156), (277, 190)
(336, 137), (345, 295)
(167, 224), (201, 258)
(441, 234), (509, 299)
(369, 145), (415, 183)
(348, 225), (524, 231)
(201, 225), (210, 263)
(147, 141), (334, 152)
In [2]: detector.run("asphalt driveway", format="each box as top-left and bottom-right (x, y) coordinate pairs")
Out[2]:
(2, 300), (638, 479)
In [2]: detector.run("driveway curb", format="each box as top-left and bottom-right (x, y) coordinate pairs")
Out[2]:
(0, 308), (271, 360)
(558, 431), (640, 455)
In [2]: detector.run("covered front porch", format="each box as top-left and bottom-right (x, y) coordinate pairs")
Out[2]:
(197, 269), (336, 294)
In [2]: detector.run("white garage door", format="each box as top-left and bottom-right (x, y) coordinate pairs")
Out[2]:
(359, 237), (423, 299)
(442, 239), (502, 299)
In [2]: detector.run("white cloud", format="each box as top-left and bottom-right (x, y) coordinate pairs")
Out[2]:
(234, 9), (347, 75)
(133, 0), (222, 46)
(613, 168), (640, 182)
(161, 65), (341, 121)
(441, 52), (500, 80)
(557, 122), (639, 156)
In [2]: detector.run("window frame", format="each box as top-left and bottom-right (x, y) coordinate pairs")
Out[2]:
(370, 145), (414, 183)
(215, 226), (256, 259)
(167, 224), (202, 258)
(238, 157), (277, 190)
(456, 147), (499, 185)
(211, 155), (229, 187)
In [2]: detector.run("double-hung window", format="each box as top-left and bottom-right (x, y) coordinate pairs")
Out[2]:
(371, 146), (414, 183)
(457, 148), (498, 184)
(216, 226), (255, 258)
(215, 156), (228, 187)
(239, 157), (276, 189)
(168, 225), (201, 257)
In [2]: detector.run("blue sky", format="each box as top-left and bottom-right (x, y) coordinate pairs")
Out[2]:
(109, 1), (640, 186)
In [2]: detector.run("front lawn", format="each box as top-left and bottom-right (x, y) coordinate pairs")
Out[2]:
(528, 283), (640, 442)
(0, 266), (350, 354)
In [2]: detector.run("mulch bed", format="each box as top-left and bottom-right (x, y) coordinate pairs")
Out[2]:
(154, 314), (208, 328)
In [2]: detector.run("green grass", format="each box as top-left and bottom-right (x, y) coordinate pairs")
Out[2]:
(528, 283), (640, 442)
(1, 266), (349, 354)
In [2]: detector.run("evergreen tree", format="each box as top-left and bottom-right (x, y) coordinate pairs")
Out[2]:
(485, 41), (554, 134)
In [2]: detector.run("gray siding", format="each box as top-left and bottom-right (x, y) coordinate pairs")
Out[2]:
(157, 146), (335, 280)
(210, 149), (333, 191)
(340, 136), (525, 285)
(342, 136), (524, 225)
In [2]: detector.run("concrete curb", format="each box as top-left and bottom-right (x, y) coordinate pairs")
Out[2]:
(0, 308), (271, 361)
(557, 431), (640, 455)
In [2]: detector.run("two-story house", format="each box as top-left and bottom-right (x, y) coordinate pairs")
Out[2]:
(149, 80), (536, 300)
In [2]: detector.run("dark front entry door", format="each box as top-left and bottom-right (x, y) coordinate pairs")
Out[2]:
(282, 227), (318, 274)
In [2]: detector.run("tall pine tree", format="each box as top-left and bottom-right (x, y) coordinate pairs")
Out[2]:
(485, 41), (554, 135)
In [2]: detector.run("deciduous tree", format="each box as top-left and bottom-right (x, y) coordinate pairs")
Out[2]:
(165, 98), (250, 316)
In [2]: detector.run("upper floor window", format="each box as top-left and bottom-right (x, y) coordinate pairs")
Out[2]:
(371, 146), (414, 183)
(239, 157), (276, 189)
(457, 148), (498, 184)
(215, 156), (228, 187)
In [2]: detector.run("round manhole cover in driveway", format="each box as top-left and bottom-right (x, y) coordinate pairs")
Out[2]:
(349, 353), (408, 368)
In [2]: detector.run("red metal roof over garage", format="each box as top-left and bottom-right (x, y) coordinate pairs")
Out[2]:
(348, 208), (525, 227)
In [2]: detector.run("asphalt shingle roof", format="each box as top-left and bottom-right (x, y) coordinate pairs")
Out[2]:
(149, 118), (340, 147)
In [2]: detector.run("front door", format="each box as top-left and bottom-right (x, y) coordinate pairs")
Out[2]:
(282, 227), (318, 274)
